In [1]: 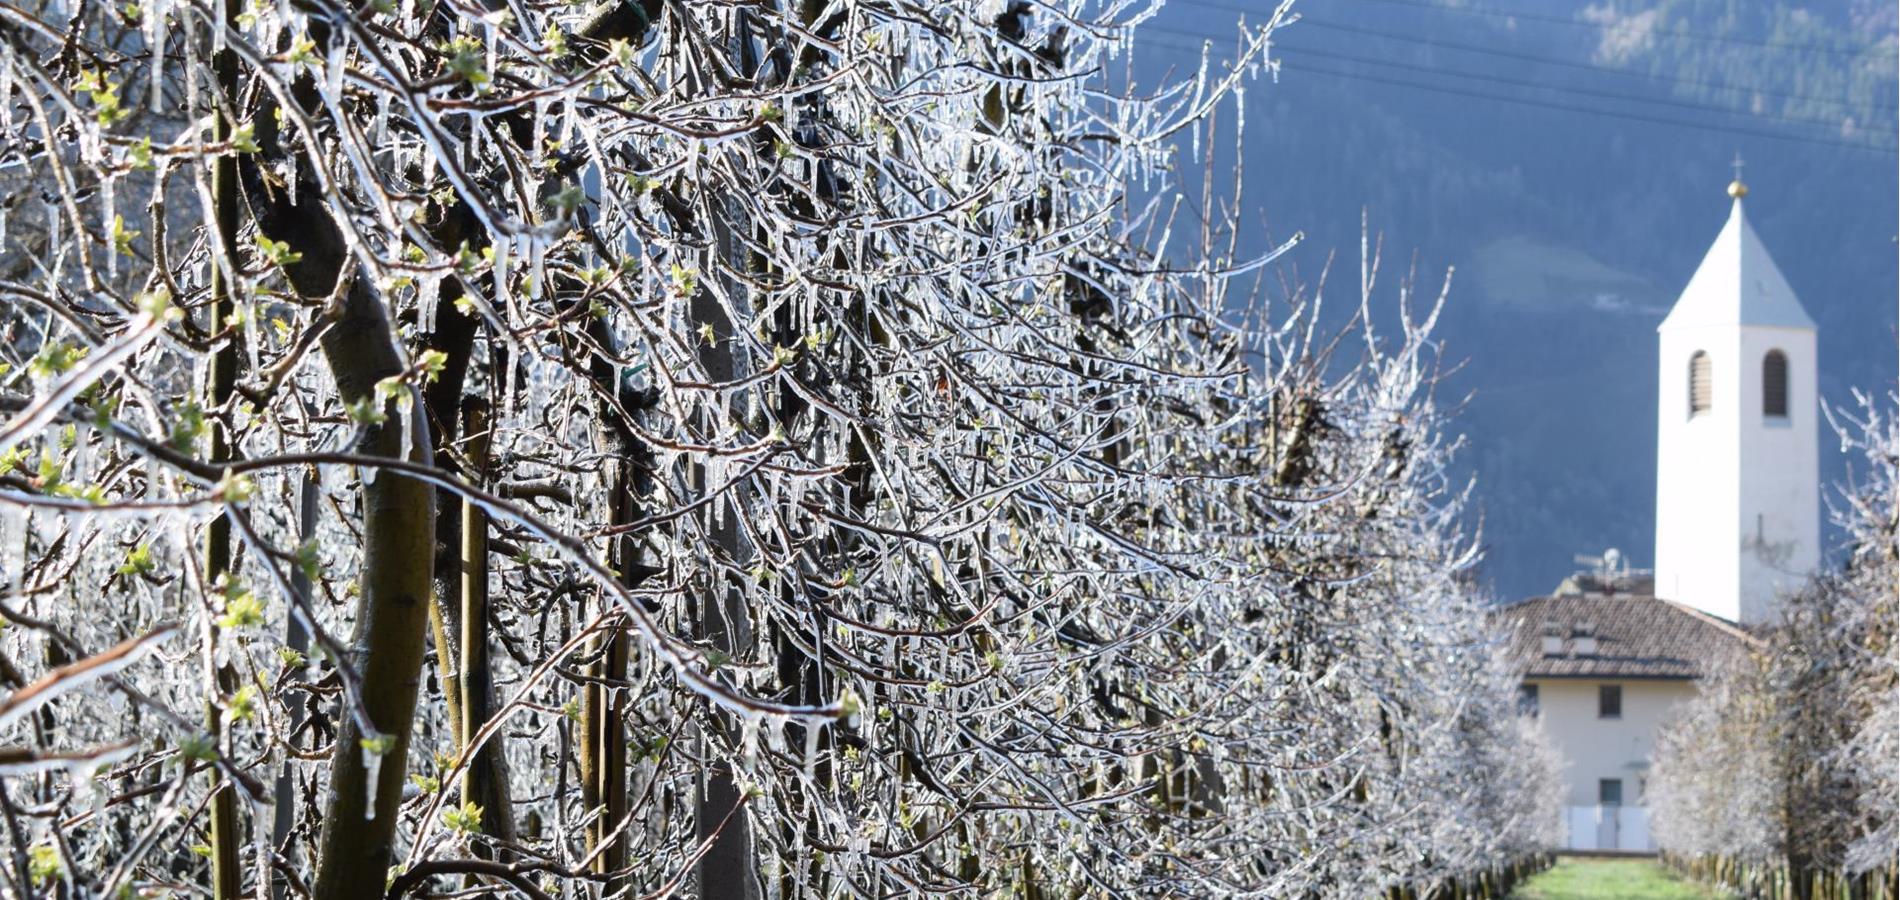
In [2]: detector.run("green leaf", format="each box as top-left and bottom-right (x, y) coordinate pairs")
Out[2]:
(346, 397), (388, 426)
(117, 543), (156, 577)
(169, 400), (206, 453)
(28, 845), (60, 885)
(287, 35), (317, 68)
(359, 734), (396, 756)
(256, 235), (302, 267)
(416, 349), (448, 382)
(441, 36), (490, 87)
(215, 470), (256, 504)
(227, 684), (258, 722)
(232, 122), (260, 154)
(217, 581), (266, 630)
(110, 214), (138, 255)
(443, 801), (483, 834)
(177, 733), (219, 762)
(668, 264), (698, 297)
(548, 183), (586, 214)
(28, 341), (86, 379)
(294, 539), (321, 581)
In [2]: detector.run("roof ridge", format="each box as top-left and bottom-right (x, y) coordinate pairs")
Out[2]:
(1657, 598), (1765, 648)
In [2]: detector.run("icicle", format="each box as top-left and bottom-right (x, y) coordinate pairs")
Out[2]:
(244, 298), (261, 374)
(374, 91), (390, 148)
(523, 361), (546, 428)
(43, 199), (58, 267)
(398, 403), (414, 463)
(325, 38), (346, 109)
(531, 96), (549, 172)
(69, 427), (89, 486)
(1, 507), (22, 602)
(102, 180), (118, 281)
(490, 233), (511, 306)
(0, 52), (13, 132)
(740, 713), (759, 767)
(361, 744), (382, 820)
(801, 714), (820, 786)
(421, 144), (437, 195)
(529, 232), (545, 299)
(485, 19), (498, 91)
(418, 272), (439, 335)
(147, 0), (167, 112)
(502, 351), (520, 424)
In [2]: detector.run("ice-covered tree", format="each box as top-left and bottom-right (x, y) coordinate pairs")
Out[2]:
(1650, 392), (1897, 896)
(0, 0), (1557, 896)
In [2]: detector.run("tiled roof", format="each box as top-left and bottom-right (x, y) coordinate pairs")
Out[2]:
(1488, 589), (1759, 680)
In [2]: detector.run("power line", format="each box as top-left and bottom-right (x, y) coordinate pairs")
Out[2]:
(1140, 24), (1895, 139)
(1285, 17), (1893, 118)
(1282, 59), (1896, 155)
(1175, 0), (1898, 59)
(1134, 34), (1897, 156)
(1267, 42), (1883, 134)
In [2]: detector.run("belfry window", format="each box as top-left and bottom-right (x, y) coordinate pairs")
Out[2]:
(1763, 350), (1788, 418)
(1689, 351), (1712, 417)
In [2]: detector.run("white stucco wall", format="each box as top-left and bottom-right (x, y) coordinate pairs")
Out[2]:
(1526, 678), (1697, 809)
(1655, 327), (1743, 621)
(1735, 327), (1819, 624)
(1654, 327), (1818, 624)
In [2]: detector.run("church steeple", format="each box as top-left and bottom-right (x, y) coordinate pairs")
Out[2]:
(1658, 182), (1816, 332)
(1654, 179), (1820, 625)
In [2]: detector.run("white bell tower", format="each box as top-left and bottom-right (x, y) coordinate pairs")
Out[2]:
(1654, 175), (1819, 625)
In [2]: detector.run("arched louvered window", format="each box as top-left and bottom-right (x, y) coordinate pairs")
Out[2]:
(1762, 350), (1789, 418)
(1689, 351), (1712, 417)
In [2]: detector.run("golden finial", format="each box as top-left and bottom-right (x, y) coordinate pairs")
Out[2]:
(1728, 152), (1748, 199)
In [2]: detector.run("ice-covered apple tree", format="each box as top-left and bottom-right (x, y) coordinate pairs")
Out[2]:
(1650, 393), (1897, 894)
(0, 0), (1558, 896)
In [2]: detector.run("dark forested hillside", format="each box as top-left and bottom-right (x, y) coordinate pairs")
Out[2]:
(1139, 0), (1898, 600)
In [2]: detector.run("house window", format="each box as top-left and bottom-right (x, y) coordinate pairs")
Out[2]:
(1518, 684), (1539, 716)
(1599, 778), (1623, 806)
(1689, 351), (1712, 416)
(1762, 350), (1788, 418)
(1598, 684), (1622, 719)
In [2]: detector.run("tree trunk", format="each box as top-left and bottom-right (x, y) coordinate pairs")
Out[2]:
(580, 578), (629, 889)
(305, 322), (435, 900)
(458, 398), (515, 848)
(204, 0), (244, 889)
(244, 141), (437, 900)
(271, 471), (316, 900)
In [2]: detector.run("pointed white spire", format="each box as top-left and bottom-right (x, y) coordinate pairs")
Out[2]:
(1660, 185), (1815, 332)
(1653, 178), (1820, 625)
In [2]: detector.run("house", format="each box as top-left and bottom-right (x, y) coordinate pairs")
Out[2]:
(1491, 173), (1818, 853)
(1491, 566), (1757, 851)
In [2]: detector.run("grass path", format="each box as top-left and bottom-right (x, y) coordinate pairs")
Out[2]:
(1510, 857), (1727, 899)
